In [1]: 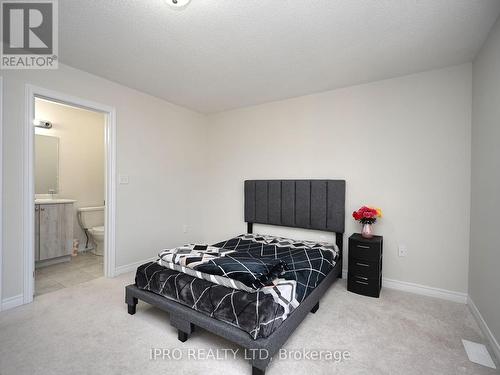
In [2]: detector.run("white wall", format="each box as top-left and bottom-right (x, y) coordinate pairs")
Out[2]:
(1, 64), (207, 299)
(470, 18), (500, 348)
(35, 99), (106, 249)
(205, 64), (472, 294)
(0, 62), (474, 301)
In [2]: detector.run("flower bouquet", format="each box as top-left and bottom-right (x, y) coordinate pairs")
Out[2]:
(352, 206), (382, 238)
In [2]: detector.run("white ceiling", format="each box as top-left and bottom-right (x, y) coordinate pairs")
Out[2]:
(60, 0), (500, 113)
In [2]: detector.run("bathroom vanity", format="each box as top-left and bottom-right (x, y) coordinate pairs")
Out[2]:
(35, 199), (76, 267)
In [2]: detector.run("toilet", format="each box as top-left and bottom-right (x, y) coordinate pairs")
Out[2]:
(77, 206), (105, 256)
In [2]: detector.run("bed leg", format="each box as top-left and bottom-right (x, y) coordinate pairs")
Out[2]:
(250, 355), (269, 375)
(127, 297), (138, 315)
(171, 314), (194, 343)
(311, 302), (320, 314)
(178, 330), (189, 343)
(336, 234), (343, 278)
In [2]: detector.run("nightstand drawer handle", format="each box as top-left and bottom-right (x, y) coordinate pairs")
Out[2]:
(356, 262), (370, 267)
(355, 280), (369, 285)
(356, 245), (370, 249)
(356, 276), (368, 281)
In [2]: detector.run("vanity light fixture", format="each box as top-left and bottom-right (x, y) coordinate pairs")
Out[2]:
(33, 119), (53, 129)
(165, 0), (191, 9)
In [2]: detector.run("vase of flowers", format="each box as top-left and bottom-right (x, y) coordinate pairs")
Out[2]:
(352, 206), (383, 239)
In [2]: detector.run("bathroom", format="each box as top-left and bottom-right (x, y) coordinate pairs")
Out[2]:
(34, 98), (106, 296)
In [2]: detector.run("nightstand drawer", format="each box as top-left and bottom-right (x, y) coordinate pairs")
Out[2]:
(349, 241), (381, 261)
(347, 275), (381, 298)
(349, 258), (380, 278)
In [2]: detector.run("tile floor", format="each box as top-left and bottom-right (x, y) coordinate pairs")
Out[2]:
(34, 252), (103, 296)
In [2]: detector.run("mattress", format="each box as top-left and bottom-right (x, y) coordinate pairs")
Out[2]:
(135, 233), (338, 339)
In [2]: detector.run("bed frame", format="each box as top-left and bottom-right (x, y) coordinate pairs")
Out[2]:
(125, 179), (345, 375)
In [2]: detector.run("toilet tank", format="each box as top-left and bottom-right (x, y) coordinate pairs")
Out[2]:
(77, 206), (105, 229)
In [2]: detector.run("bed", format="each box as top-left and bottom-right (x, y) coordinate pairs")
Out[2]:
(125, 179), (346, 375)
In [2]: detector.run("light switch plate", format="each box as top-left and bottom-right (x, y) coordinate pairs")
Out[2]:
(119, 175), (129, 184)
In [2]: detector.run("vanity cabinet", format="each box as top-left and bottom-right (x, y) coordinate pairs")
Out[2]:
(35, 203), (74, 262)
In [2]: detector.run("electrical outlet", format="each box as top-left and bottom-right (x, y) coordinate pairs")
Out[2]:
(183, 225), (189, 233)
(398, 245), (408, 257)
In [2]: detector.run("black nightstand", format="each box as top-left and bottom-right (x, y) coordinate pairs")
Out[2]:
(347, 233), (383, 298)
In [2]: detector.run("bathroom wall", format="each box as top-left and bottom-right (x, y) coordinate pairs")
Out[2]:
(35, 99), (106, 250)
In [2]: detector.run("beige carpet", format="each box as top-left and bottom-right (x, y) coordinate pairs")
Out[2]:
(0, 273), (498, 375)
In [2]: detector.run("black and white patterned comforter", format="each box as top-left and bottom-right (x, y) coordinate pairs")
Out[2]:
(135, 234), (338, 339)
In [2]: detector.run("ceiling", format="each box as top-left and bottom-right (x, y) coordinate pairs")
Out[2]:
(59, 0), (500, 113)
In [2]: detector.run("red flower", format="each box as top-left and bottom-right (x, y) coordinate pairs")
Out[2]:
(353, 205), (381, 223)
(363, 211), (375, 218)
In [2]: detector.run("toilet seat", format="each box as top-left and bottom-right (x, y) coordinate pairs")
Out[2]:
(92, 225), (105, 233)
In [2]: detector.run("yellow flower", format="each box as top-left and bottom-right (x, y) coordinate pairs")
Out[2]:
(376, 208), (383, 218)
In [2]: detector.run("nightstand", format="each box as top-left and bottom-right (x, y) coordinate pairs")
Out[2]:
(347, 233), (383, 298)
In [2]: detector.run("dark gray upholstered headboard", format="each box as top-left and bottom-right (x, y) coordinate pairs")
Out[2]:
(244, 180), (346, 234)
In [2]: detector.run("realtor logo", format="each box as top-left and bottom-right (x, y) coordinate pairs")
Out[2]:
(1, 0), (58, 69)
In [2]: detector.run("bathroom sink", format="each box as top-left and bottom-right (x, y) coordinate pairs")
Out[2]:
(35, 198), (77, 205)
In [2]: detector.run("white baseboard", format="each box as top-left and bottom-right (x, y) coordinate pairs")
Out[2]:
(383, 277), (467, 304)
(467, 296), (500, 363)
(1, 294), (24, 311)
(342, 269), (467, 304)
(114, 257), (157, 276)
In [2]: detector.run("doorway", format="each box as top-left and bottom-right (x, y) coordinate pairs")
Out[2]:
(24, 86), (116, 304)
(34, 98), (105, 296)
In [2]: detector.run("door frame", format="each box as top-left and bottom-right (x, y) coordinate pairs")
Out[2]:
(23, 84), (116, 304)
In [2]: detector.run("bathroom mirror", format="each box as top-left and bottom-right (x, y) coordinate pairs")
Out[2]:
(35, 134), (59, 194)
